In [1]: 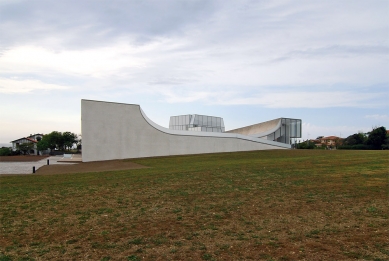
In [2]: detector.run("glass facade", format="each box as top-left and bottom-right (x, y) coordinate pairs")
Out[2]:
(169, 114), (225, 133)
(265, 118), (302, 144)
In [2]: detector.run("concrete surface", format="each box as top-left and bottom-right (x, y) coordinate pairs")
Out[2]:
(57, 154), (82, 162)
(0, 156), (78, 175)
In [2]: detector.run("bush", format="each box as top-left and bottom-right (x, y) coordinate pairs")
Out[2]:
(0, 147), (12, 156)
(297, 141), (316, 149)
(366, 126), (387, 149)
(338, 144), (373, 150)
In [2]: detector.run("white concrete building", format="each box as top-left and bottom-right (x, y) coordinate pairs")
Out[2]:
(81, 100), (301, 162)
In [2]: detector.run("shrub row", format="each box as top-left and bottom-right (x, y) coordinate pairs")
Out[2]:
(0, 147), (21, 156)
(338, 144), (375, 150)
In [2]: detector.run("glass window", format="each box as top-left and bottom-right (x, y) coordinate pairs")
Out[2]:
(297, 120), (301, 137)
(285, 119), (291, 144)
(194, 115), (199, 125)
(275, 128), (281, 140)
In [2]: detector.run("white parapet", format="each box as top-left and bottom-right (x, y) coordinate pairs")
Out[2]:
(81, 99), (290, 162)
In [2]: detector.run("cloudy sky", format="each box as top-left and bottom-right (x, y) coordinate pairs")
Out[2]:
(1, 0), (388, 145)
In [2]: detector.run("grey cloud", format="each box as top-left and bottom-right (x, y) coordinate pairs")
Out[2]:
(0, 0), (217, 49)
(268, 45), (389, 63)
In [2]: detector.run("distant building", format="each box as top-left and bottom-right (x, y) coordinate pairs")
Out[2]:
(10, 134), (44, 155)
(312, 136), (343, 149)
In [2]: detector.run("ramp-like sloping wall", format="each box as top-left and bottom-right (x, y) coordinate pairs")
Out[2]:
(81, 100), (289, 162)
(226, 118), (282, 137)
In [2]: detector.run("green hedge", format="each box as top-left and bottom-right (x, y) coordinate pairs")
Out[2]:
(0, 147), (12, 156)
(338, 144), (374, 150)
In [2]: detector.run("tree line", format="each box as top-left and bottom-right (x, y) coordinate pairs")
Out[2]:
(37, 131), (80, 152)
(0, 131), (80, 156)
(297, 126), (388, 150)
(340, 126), (388, 150)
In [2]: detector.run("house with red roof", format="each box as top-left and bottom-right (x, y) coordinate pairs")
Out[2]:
(318, 136), (343, 149)
(10, 134), (44, 155)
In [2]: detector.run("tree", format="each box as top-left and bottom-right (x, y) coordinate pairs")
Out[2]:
(366, 126), (387, 149)
(0, 147), (12, 156)
(382, 133), (389, 150)
(297, 140), (316, 149)
(63, 131), (78, 150)
(37, 137), (50, 153)
(50, 131), (65, 150)
(76, 137), (82, 151)
(343, 132), (366, 146)
(37, 133), (56, 151)
(37, 131), (79, 152)
(18, 142), (34, 155)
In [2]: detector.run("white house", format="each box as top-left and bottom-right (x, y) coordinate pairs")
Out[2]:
(10, 134), (44, 155)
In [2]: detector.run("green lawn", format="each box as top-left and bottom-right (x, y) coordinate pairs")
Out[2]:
(0, 150), (388, 260)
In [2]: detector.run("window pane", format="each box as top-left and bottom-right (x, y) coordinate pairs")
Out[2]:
(290, 120), (296, 137)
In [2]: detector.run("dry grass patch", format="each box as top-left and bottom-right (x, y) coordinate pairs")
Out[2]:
(36, 159), (147, 175)
(0, 150), (388, 260)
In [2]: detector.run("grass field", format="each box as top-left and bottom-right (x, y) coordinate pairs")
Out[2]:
(0, 150), (388, 260)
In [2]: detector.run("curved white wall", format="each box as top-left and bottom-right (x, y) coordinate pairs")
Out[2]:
(81, 100), (289, 162)
(226, 118), (281, 137)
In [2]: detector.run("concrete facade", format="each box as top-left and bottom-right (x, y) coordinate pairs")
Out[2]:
(81, 100), (290, 162)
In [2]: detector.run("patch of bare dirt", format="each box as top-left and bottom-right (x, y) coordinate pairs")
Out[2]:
(0, 155), (49, 162)
(36, 159), (148, 175)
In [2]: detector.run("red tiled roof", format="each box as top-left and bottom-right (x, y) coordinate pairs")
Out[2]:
(26, 137), (37, 143)
(10, 137), (37, 143)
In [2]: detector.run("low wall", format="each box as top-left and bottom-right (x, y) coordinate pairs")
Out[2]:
(81, 100), (289, 162)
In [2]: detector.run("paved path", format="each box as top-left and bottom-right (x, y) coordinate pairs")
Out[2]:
(0, 156), (79, 175)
